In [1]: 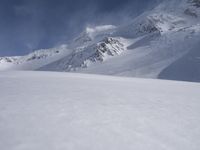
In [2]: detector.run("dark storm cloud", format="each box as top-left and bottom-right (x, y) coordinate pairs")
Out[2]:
(0, 0), (160, 56)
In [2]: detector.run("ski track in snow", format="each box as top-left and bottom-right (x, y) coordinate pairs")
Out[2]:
(0, 71), (200, 150)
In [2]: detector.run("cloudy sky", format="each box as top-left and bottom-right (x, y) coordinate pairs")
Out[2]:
(0, 0), (160, 56)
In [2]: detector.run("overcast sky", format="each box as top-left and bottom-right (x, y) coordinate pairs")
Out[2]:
(0, 0), (160, 56)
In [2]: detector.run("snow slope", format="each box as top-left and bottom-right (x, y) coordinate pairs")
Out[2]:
(0, 71), (200, 150)
(0, 0), (200, 82)
(0, 46), (71, 71)
(159, 42), (200, 82)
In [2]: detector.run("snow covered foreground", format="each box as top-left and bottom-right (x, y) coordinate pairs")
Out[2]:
(0, 71), (200, 150)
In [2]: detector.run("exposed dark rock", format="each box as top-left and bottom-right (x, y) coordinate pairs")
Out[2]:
(184, 9), (198, 17)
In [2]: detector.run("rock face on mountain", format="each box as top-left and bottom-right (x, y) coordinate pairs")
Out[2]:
(0, 0), (200, 82)
(191, 0), (200, 7)
(40, 37), (125, 71)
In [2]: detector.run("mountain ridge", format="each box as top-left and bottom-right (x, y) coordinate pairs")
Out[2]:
(1, 0), (200, 82)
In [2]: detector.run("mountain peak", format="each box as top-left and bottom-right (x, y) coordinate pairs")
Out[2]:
(1, 1), (200, 82)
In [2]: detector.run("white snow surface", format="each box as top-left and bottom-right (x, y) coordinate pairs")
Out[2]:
(0, 71), (200, 150)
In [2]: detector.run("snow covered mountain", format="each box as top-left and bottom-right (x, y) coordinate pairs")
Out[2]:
(1, 1), (200, 149)
(0, 0), (200, 82)
(39, 37), (126, 71)
(0, 45), (71, 71)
